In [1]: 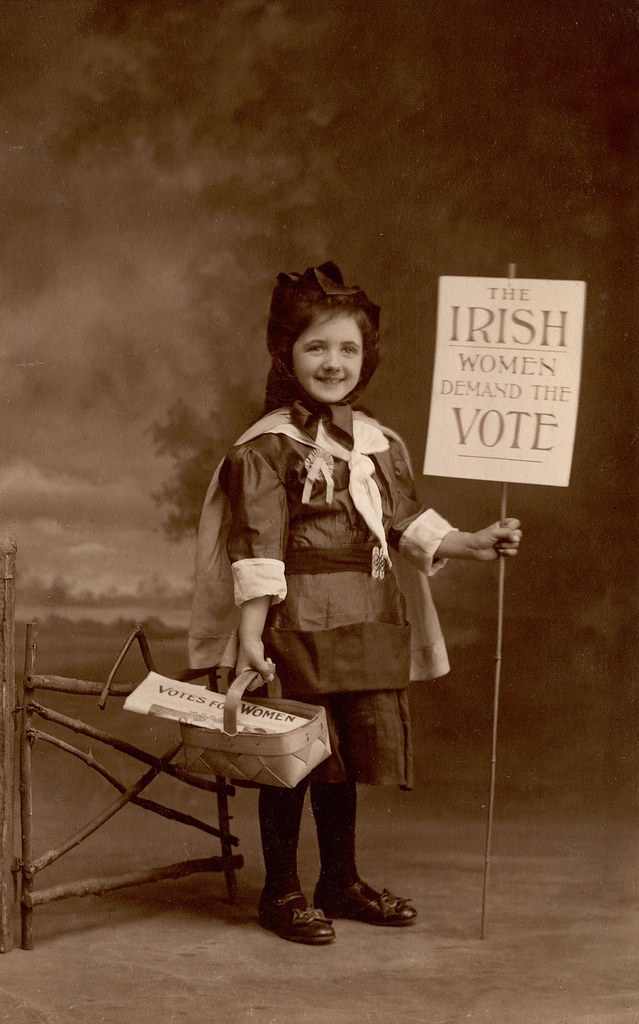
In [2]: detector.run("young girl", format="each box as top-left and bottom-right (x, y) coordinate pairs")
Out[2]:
(189, 262), (521, 946)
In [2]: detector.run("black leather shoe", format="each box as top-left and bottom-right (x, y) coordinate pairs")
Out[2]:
(314, 879), (417, 927)
(258, 892), (336, 945)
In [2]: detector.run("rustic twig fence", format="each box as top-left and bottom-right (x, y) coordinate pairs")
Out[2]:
(0, 539), (246, 952)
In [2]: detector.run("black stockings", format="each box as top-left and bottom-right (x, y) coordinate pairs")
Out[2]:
(259, 780), (359, 900)
(311, 781), (358, 890)
(259, 779), (309, 900)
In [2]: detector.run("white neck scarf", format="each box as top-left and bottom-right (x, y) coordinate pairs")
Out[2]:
(267, 416), (391, 565)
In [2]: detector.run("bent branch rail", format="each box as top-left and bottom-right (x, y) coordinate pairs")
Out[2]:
(99, 625), (156, 709)
(33, 731), (238, 845)
(27, 699), (232, 794)
(24, 855), (243, 908)
(97, 622), (156, 712)
(28, 674), (137, 697)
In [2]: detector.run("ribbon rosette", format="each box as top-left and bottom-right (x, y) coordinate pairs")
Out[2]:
(302, 448), (335, 505)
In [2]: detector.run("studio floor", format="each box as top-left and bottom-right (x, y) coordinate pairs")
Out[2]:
(0, 786), (637, 1024)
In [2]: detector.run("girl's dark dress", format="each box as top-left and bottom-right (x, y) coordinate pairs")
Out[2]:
(220, 404), (452, 788)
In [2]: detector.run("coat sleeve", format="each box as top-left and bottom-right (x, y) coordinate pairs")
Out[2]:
(219, 441), (289, 605)
(385, 436), (455, 576)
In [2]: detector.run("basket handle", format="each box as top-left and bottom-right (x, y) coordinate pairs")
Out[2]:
(223, 670), (282, 736)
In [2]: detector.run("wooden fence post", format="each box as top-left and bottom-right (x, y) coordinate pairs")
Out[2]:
(0, 536), (17, 953)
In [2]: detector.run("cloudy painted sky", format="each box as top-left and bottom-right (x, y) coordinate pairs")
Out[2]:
(1, 1), (636, 625)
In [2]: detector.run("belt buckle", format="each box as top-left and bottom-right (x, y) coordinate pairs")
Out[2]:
(371, 546), (385, 580)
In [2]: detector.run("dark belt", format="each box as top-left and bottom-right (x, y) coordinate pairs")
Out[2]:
(285, 545), (375, 575)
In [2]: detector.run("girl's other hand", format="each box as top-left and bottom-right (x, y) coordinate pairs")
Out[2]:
(236, 641), (276, 690)
(469, 518), (522, 560)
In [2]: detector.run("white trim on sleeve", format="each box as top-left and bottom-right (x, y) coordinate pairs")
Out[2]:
(399, 509), (456, 576)
(232, 558), (287, 606)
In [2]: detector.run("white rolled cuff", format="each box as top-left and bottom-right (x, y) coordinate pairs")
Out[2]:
(232, 558), (287, 606)
(399, 509), (456, 576)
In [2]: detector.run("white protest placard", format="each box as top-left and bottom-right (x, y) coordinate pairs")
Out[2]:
(423, 276), (586, 485)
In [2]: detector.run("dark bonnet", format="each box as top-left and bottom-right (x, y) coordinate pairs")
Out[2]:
(263, 262), (380, 412)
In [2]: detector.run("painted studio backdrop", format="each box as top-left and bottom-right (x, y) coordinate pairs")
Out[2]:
(2, 1), (637, 816)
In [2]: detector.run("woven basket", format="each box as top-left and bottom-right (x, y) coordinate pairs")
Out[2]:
(180, 670), (331, 788)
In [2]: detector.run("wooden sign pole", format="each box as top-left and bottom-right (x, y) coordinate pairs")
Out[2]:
(481, 479), (508, 939)
(480, 262), (516, 939)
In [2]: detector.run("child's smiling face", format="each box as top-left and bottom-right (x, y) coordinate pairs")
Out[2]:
(291, 314), (364, 405)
